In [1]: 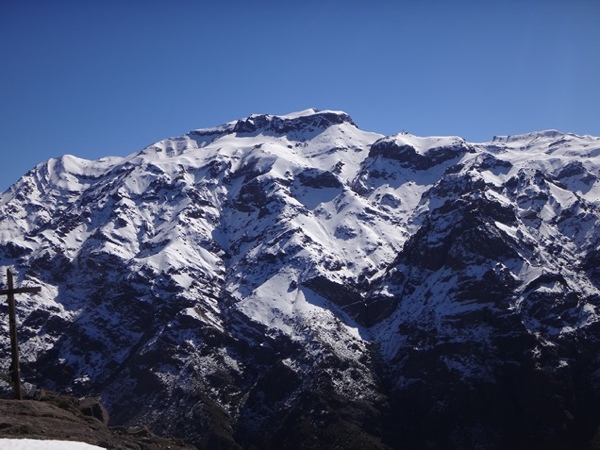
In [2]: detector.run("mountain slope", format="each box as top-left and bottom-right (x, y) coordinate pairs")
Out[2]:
(1, 110), (600, 448)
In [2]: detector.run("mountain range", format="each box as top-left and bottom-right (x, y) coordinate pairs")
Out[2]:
(1, 109), (600, 449)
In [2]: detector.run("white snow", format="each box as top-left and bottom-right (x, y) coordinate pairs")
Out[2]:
(279, 108), (345, 119)
(383, 133), (466, 155)
(0, 440), (104, 449)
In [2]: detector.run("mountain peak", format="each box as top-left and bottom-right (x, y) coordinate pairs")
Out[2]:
(232, 108), (356, 135)
(184, 109), (356, 145)
(491, 129), (567, 144)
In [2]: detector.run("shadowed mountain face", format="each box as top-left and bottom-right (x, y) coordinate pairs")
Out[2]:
(2, 109), (600, 448)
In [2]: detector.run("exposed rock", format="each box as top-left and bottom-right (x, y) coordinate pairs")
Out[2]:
(297, 168), (342, 189)
(369, 138), (469, 170)
(79, 397), (110, 425)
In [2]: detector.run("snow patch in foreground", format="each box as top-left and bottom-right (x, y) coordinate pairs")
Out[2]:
(0, 439), (104, 449)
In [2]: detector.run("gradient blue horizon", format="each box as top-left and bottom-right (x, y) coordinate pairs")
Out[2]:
(1, 0), (599, 191)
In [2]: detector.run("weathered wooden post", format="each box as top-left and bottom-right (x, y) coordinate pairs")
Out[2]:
(0, 269), (41, 400)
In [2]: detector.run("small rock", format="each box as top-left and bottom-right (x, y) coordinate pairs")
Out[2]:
(79, 397), (110, 425)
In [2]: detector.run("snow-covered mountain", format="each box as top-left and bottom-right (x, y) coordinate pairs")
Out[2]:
(2, 109), (600, 448)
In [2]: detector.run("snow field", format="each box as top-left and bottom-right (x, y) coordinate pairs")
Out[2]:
(0, 439), (104, 450)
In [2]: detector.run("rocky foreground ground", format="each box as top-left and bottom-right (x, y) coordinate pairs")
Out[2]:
(0, 393), (194, 450)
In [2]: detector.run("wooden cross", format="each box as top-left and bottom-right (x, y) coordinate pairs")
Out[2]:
(0, 269), (41, 400)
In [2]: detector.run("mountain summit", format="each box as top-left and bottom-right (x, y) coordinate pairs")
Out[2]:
(2, 111), (600, 448)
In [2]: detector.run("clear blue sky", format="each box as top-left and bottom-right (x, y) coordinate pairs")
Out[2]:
(1, 1), (599, 192)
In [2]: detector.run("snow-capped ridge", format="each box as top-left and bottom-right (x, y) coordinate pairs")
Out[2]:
(486, 130), (600, 162)
(187, 122), (238, 140)
(366, 132), (471, 171)
(185, 109), (355, 143)
(491, 129), (570, 144)
(138, 135), (201, 158)
(232, 108), (355, 136)
(372, 132), (468, 154)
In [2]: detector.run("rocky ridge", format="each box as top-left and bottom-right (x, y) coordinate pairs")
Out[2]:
(1, 109), (600, 448)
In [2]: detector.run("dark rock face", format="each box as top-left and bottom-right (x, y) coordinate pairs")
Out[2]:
(369, 138), (470, 170)
(396, 196), (519, 272)
(302, 276), (369, 324)
(297, 168), (343, 189)
(369, 167), (600, 448)
(234, 110), (355, 137)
